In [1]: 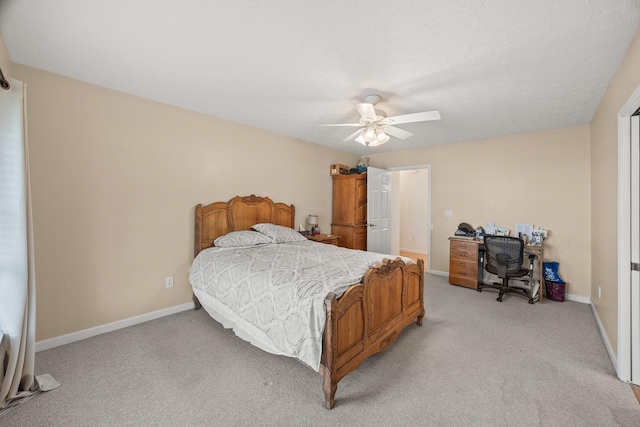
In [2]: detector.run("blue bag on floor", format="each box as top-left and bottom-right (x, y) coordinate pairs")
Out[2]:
(543, 262), (564, 284)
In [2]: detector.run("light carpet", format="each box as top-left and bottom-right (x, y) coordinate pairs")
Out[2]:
(2, 274), (638, 426)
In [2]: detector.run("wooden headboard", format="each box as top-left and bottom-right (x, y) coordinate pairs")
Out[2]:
(194, 194), (296, 256)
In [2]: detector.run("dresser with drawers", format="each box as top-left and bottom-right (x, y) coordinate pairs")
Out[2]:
(448, 237), (483, 289)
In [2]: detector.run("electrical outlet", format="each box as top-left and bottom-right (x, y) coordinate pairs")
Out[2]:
(598, 286), (602, 299)
(165, 276), (174, 288)
(444, 210), (452, 217)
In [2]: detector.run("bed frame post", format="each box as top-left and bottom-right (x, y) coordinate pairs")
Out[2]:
(321, 292), (338, 409)
(416, 258), (425, 325)
(193, 203), (203, 310)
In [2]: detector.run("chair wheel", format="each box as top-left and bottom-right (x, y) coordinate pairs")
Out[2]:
(477, 288), (482, 292)
(528, 299), (534, 304)
(497, 296), (502, 302)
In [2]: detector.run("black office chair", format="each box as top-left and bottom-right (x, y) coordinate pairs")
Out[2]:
(477, 235), (536, 304)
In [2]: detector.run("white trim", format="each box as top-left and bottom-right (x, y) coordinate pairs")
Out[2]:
(430, 269), (448, 277)
(592, 299), (619, 374)
(35, 302), (194, 352)
(617, 82), (640, 382)
(565, 293), (591, 304)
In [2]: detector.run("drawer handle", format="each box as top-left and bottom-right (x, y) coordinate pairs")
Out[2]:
(460, 263), (466, 267)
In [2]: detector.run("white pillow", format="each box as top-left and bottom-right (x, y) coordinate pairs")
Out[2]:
(214, 230), (273, 248)
(251, 223), (307, 243)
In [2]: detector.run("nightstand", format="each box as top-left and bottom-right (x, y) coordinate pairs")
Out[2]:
(306, 234), (341, 246)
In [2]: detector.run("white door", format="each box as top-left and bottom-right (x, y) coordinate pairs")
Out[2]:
(631, 114), (640, 383)
(367, 167), (392, 254)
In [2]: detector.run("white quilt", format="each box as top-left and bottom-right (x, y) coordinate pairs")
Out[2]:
(188, 240), (412, 371)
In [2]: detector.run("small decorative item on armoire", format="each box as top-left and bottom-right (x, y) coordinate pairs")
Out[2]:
(330, 164), (349, 176)
(358, 157), (369, 173)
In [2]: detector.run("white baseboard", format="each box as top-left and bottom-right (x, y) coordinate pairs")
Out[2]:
(429, 270), (448, 277)
(590, 300), (618, 374)
(35, 302), (194, 352)
(566, 293), (591, 304)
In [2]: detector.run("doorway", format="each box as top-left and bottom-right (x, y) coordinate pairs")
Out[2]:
(389, 166), (430, 272)
(617, 83), (640, 386)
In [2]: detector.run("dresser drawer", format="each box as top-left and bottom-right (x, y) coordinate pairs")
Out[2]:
(449, 258), (478, 276)
(450, 240), (477, 260)
(448, 272), (479, 289)
(449, 258), (478, 289)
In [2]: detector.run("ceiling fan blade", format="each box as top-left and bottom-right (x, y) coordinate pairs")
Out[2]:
(383, 125), (414, 140)
(317, 123), (363, 127)
(343, 128), (365, 142)
(383, 110), (441, 125)
(355, 103), (377, 121)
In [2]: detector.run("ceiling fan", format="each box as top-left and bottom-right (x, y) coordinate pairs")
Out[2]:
(319, 94), (441, 147)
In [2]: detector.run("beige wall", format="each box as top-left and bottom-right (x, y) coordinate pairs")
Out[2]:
(590, 29), (640, 356)
(369, 126), (592, 298)
(13, 64), (359, 341)
(0, 33), (11, 79)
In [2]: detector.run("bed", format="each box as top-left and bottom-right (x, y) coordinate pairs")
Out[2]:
(189, 194), (425, 408)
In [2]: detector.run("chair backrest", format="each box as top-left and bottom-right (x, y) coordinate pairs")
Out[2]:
(483, 235), (524, 277)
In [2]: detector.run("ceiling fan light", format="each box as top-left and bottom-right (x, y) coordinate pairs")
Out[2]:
(376, 132), (390, 145)
(363, 127), (377, 143)
(367, 129), (390, 146)
(355, 134), (367, 145)
(367, 132), (390, 147)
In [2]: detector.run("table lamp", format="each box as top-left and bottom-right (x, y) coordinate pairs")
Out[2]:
(307, 215), (319, 235)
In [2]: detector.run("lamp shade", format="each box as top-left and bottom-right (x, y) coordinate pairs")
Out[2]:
(307, 215), (318, 225)
(368, 130), (390, 147)
(363, 127), (377, 143)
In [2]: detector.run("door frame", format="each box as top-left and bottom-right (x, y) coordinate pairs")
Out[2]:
(617, 82), (640, 383)
(387, 164), (431, 273)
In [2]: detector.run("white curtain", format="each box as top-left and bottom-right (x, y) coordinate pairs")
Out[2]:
(0, 77), (38, 412)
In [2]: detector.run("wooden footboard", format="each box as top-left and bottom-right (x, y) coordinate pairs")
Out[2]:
(320, 257), (425, 409)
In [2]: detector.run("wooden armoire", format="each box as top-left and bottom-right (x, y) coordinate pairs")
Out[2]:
(331, 173), (367, 250)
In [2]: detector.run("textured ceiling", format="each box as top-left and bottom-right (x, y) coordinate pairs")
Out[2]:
(1, 1), (639, 155)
